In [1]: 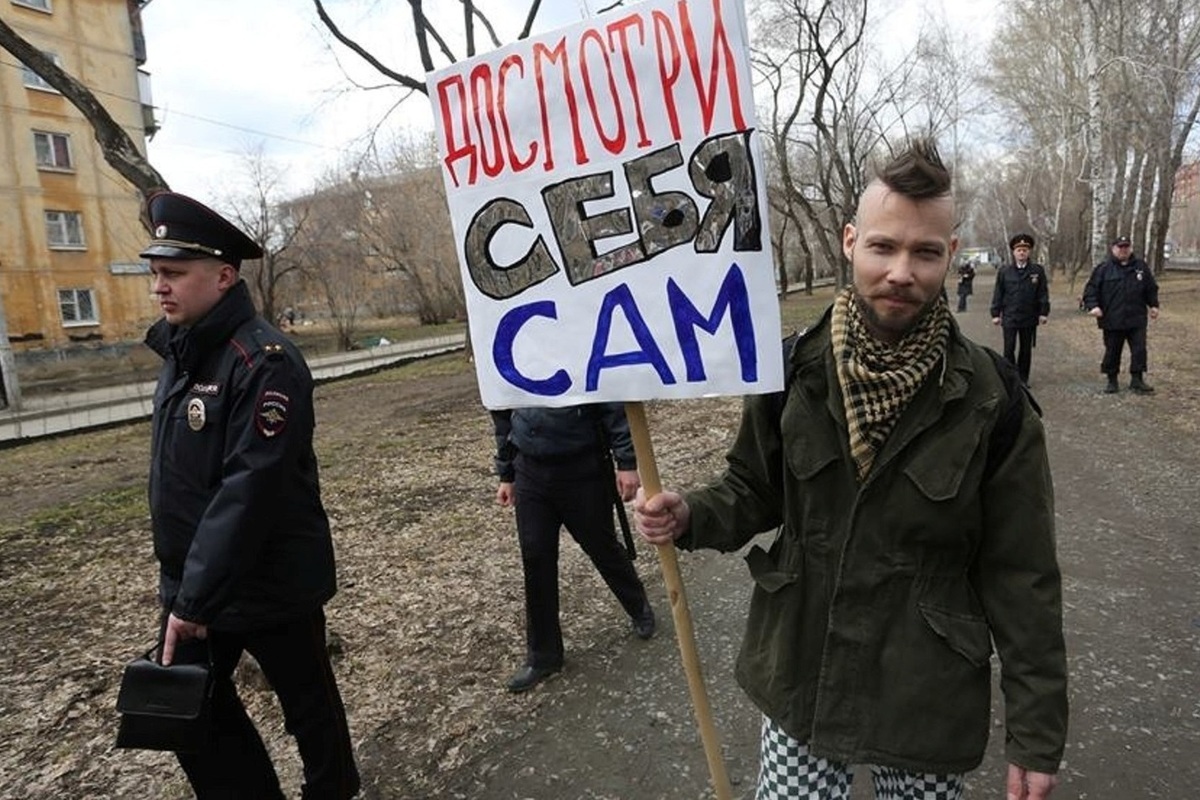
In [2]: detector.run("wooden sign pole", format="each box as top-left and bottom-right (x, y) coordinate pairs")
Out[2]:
(624, 401), (733, 800)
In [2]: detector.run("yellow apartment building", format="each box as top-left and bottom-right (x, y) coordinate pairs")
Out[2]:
(0, 0), (157, 403)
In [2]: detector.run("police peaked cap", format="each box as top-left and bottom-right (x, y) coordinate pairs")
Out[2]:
(139, 191), (263, 268)
(1009, 232), (1035, 250)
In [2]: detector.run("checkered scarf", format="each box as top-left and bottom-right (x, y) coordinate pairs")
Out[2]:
(830, 288), (950, 481)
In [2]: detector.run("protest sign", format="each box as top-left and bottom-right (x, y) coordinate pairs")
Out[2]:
(429, 0), (781, 409)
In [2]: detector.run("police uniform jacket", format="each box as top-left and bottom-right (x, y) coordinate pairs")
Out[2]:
(492, 404), (635, 482)
(145, 280), (336, 631)
(678, 310), (1067, 775)
(1081, 255), (1159, 330)
(989, 261), (1050, 328)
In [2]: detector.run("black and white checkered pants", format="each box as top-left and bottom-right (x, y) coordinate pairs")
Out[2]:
(757, 717), (965, 800)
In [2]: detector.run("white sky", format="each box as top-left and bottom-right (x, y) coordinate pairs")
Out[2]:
(138, 0), (998, 208)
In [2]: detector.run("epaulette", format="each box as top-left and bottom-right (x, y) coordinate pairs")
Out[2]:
(246, 325), (289, 361)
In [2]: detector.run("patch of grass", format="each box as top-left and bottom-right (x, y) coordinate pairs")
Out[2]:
(339, 351), (473, 386)
(12, 485), (147, 539)
(780, 286), (840, 332)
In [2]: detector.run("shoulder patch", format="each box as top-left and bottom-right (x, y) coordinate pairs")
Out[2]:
(256, 389), (290, 438)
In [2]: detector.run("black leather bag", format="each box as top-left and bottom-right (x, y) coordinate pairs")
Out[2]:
(115, 645), (213, 753)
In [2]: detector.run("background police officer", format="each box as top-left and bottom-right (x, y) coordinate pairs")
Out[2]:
(1082, 234), (1160, 394)
(140, 191), (360, 798)
(991, 233), (1050, 386)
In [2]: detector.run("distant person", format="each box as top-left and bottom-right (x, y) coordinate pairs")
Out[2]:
(491, 404), (655, 693)
(634, 138), (1066, 800)
(1082, 234), (1160, 394)
(956, 259), (976, 311)
(139, 191), (360, 798)
(991, 233), (1050, 386)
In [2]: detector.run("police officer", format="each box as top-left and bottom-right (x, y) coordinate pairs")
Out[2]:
(492, 404), (656, 693)
(1082, 234), (1160, 394)
(139, 191), (360, 798)
(991, 232), (1050, 386)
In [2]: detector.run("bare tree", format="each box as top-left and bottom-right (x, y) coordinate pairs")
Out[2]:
(289, 177), (375, 352)
(752, 0), (966, 289)
(312, 0), (542, 98)
(349, 159), (465, 325)
(221, 148), (311, 325)
(0, 14), (166, 207)
(987, 0), (1200, 272)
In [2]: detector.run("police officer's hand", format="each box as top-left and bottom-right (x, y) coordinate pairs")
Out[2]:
(615, 469), (640, 502)
(496, 481), (515, 508)
(1038, 315), (1048, 325)
(1089, 306), (1103, 318)
(634, 488), (690, 545)
(161, 612), (207, 666)
(1149, 306), (1159, 321)
(1006, 763), (1058, 800)
(992, 316), (1002, 325)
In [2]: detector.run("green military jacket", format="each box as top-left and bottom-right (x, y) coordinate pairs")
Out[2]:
(682, 311), (1067, 775)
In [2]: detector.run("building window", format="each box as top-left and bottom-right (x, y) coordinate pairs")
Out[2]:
(45, 210), (85, 248)
(12, 0), (52, 11)
(58, 288), (97, 325)
(22, 51), (60, 91)
(33, 130), (72, 169)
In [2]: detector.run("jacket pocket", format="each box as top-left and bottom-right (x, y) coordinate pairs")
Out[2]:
(744, 541), (798, 593)
(902, 403), (994, 501)
(917, 604), (992, 666)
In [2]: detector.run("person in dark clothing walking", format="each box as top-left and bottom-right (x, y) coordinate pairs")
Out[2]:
(1082, 234), (1160, 394)
(492, 404), (655, 693)
(991, 233), (1050, 385)
(956, 260), (976, 312)
(140, 191), (359, 799)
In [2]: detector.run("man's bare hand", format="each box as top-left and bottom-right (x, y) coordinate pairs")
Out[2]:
(633, 488), (689, 545)
(1006, 763), (1058, 800)
(161, 613), (207, 666)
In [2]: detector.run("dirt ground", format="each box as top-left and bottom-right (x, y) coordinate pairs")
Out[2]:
(1, 272), (1198, 799)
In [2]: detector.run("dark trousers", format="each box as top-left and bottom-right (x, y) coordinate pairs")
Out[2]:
(1101, 327), (1148, 376)
(514, 453), (648, 669)
(172, 609), (360, 799)
(1002, 325), (1036, 383)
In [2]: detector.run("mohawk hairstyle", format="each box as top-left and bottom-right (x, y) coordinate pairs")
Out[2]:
(873, 137), (952, 200)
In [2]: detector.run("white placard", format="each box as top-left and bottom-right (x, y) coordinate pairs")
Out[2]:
(428, 0), (781, 409)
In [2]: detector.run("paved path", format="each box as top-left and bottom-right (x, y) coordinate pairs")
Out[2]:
(0, 334), (465, 444)
(435, 282), (1200, 799)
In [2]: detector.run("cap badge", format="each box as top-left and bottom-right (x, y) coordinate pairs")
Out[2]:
(154, 224), (168, 239)
(187, 397), (206, 431)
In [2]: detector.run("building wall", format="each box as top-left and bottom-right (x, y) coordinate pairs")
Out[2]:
(0, 0), (156, 353)
(1170, 161), (1200, 259)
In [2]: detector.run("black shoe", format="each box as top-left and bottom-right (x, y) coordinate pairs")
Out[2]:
(1104, 378), (1119, 394)
(1130, 378), (1155, 394)
(506, 664), (560, 693)
(631, 604), (656, 640)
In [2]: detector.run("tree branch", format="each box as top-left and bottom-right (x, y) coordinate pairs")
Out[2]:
(312, 0), (429, 93)
(0, 16), (166, 208)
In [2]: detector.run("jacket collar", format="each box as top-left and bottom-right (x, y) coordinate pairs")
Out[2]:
(144, 280), (257, 372)
(791, 304), (976, 416)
